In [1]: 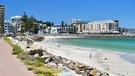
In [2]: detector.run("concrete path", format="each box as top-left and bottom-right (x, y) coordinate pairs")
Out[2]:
(0, 38), (33, 76)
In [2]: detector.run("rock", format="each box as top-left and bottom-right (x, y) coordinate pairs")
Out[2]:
(96, 72), (102, 76)
(29, 50), (36, 55)
(85, 69), (90, 74)
(29, 49), (43, 56)
(44, 56), (53, 63)
(77, 63), (85, 71)
(18, 53), (34, 60)
(30, 36), (44, 41)
(100, 72), (109, 76)
(53, 56), (62, 63)
(48, 62), (58, 69)
(68, 62), (76, 70)
(62, 58), (71, 66)
(75, 66), (81, 74)
(36, 49), (43, 56)
(84, 66), (93, 70)
(26, 45), (30, 48)
(82, 72), (87, 76)
(89, 68), (97, 76)
(34, 54), (39, 57)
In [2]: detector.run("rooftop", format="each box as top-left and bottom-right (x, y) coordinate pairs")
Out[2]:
(88, 20), (118, 24)
(11, 16), (22, 19)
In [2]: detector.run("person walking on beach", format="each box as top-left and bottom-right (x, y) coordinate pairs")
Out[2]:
(89, 52), (92, 58)
(58, 45), (60, 48)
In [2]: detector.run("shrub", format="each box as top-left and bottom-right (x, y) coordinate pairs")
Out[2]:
(12, 44), (25, 55)
(33, 66), (45, 74)
(26, 65), (34, 71)
(22, 59), (34, 65)
(3, 36), (13, 46)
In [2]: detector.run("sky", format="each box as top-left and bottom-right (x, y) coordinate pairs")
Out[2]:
(0, 0), (135, 28)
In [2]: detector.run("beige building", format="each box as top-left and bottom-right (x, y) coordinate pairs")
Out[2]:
(0, 4), (4, 33)
(71, 19), (119, 33)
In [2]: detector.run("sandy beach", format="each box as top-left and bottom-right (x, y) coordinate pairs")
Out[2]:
(12, 36), (135, 76)
(35, 36), (135, 76)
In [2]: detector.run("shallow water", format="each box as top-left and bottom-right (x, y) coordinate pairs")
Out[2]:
(56, 37), (135, 53)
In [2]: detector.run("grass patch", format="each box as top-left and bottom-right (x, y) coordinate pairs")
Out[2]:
(26, 65), (34, 71)
(12, 44), (26, 55)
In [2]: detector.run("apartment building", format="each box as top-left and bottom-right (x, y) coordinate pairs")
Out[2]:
(11, 16), (22, 34)
(0, 4), (4, 33)
(4, 20), (12, 35)
(71, 19), (119, 33)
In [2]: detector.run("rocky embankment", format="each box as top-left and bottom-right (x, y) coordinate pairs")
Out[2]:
(14, 35), (44, 42)
(21, 49), (109, 76)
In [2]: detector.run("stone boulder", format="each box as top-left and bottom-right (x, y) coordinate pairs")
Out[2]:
(29, 49), (43, 56)
(53, 56), (63, 63)
(18, 53), (34, 60)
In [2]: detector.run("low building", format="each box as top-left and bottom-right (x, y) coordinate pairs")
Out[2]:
(4, 20), (12, 35)
(50, 26), (60, 34)
(59, 26), (78, 34)
(49, 25), (78, 34)
(127, 29), (135, 34)
(38, 23), (47, 34)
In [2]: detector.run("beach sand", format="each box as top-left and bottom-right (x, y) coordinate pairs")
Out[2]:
(36, 36), (135, 76)
(11, 36), (135, 76)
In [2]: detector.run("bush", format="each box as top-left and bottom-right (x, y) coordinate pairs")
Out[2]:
(12, 44), (25, 55)
(26, 65), (34, 71)
(22, 59), (34, 65)
(33, 66), (45, 74)
(3, 36), (13, 46)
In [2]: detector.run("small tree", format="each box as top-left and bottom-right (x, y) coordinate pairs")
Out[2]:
(21, 12), (28, 34)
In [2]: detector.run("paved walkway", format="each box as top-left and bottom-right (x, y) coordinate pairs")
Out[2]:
(0, 38), (33, 76)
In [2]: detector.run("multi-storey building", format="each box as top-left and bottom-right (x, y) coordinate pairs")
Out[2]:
(71, 19), (119, 33)
(0, 4), (4, 33)
(4, 20), (12, 35)
(71, 19), (83, 33)
(84, 20), (119, 33)
(11, 16), (22, 34)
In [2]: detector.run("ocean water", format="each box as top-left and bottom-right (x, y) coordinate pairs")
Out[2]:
(56, 37), (135, 53)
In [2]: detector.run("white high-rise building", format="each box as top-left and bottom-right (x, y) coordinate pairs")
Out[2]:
(11, 16), (22, 34)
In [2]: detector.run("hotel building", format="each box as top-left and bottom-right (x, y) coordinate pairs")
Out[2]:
(71, 19), (119, 33)
(0, 4), (4, 33)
